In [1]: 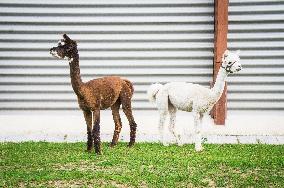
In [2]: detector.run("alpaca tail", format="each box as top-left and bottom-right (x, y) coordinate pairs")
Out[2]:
(123, 79), (134, 97)
(147, 83), (163, 103)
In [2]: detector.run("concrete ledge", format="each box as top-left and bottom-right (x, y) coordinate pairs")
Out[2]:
(0, 110), (284, 144)
(1, 133), (284, 145)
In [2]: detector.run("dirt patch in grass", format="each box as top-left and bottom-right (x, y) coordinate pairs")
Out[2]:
(19, 178), (131, 188)
(52, 160), (129, 174)
(201, 178), (216, 187)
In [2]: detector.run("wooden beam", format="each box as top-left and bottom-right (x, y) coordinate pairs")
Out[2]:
(212, 0), (229, 125)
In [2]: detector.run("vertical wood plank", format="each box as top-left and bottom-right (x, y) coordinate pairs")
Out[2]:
(212, 0), (228, 125)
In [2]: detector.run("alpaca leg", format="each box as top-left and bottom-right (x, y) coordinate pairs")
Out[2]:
(155, 89), (169, 146)
(168, 105), (182, 146)
(110, 99), (122, 147)
(159, 110), (168, 146)
(193, 112), (203, 152)
(92, 109), (101, 154)
(120, 93), (137, 147)
(122, 105), (137, 147)
(83, 110), (93, 152)
(199, 113), (204, 147)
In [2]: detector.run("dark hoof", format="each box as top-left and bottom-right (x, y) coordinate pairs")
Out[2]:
(110, 142), (117, 148)
(85, 149), (93, 153)
(127, 142), (135, 147)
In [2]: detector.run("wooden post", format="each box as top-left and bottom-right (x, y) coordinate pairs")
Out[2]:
(212, 0), (228, 125)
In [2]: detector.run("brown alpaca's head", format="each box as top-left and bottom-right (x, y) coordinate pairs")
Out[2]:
(50, 34), (78, 61)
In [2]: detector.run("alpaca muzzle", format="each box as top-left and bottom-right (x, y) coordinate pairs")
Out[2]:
(236, 65), (242, 72)
(50, 47), (60, 58)
(50, 47), (55, 53)
(50, 47), (55, 55)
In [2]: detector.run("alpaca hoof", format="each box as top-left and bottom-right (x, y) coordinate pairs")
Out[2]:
(85, 149), (93, 153)
(110, 142), (117, 148)
(177, 142), (184, 146)
(195, 146), (203, 152)
(163, 142), (169, 147)
(127, 142), (135, 147)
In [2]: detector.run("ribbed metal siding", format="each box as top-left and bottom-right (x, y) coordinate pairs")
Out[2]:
(228, 0), (284, 111)
(0, 0), (214, 112)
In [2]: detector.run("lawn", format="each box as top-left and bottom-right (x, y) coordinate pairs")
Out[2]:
(0, 142), (283, 187)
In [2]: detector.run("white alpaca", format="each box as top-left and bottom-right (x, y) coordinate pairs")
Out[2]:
(147, 50), (242, 151)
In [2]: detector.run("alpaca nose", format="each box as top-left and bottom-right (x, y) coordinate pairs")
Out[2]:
(237, 65), (242, 71)
(50, 47), (55, 54)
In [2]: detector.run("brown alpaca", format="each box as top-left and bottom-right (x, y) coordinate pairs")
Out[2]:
(50, 34), (137, 154)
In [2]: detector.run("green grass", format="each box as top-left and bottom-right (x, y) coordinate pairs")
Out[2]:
(0, 142), (283, 187)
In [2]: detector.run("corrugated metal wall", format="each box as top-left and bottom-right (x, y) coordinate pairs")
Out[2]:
(0, 0), (214, 112)
(228, 0), (284, 110)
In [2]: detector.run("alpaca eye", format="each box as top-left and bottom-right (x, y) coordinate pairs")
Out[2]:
(224, 55), (228, 58)
(58, 40), (65, 46)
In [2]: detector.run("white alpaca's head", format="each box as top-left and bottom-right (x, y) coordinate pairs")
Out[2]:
(221, 50), (242, 74)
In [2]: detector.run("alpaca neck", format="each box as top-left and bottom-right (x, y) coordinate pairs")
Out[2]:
(69, 54), (83, 96)
(211, 68), (229, 100)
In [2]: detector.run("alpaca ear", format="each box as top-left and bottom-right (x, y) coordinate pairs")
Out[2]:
(236, 50), (241, 55)
(224, 49), (229, 55)
(63, 34), (71, 42)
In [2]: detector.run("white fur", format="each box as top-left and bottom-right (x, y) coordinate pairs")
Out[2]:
(51, 50), (73, 63)
(50, 50), (61, 58)
(58, 40), (65, 46)
(148, 50), (242, 151)
(147, 83), (163, 103)
(64, 56), (73, 63)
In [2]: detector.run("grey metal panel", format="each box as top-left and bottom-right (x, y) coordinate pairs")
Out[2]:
(228, 0), (284, 110)
(0, 0), (214, 112)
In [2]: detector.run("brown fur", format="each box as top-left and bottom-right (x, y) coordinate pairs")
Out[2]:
(50, 34), (137, 154)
